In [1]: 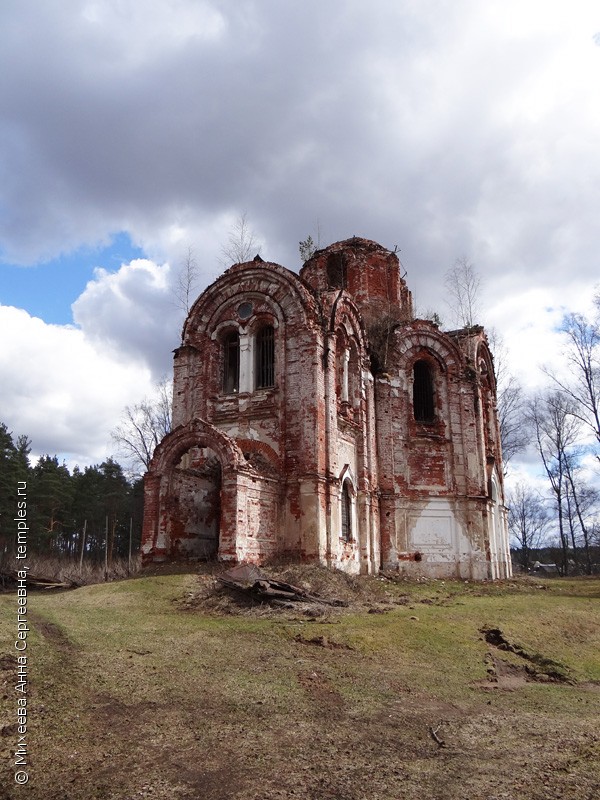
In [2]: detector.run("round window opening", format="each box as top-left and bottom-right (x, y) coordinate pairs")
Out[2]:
(237, 302), (253, 319)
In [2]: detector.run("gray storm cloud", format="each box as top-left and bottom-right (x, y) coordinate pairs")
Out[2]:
(1, 0), (599, 466)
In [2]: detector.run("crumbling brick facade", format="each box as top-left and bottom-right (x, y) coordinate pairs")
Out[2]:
(142, 237), (511, 579)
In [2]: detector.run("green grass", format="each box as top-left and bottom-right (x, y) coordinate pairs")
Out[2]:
(0, 573), (598, 800)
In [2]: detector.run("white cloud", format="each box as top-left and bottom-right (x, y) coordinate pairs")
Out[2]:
(1, 0), (600, 471)
(72, 258), (179, 375)
(0, 305), (154, 466)
(80, 0), (226, 60)
(486, 280), (598, 390)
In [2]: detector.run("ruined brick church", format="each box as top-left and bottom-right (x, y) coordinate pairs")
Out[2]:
(141, 237), (512, 579)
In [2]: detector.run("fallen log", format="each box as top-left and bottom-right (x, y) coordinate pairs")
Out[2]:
(217, 564), (348, 606)
(0, 571), (78, 591)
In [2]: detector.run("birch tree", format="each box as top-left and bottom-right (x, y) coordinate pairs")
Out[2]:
(507, 483), (549, 571)
(544, 312), (600, 463)
(173, 246), (200, 317)
(444, 256), (481, 328)
(528, 391), (581, 575)
(219, 213), (261, 266)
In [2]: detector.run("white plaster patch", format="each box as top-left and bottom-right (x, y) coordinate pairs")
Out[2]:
(337, 436), (357, 479)
(407, 499), (485, 568)
(409, 511), (453, 549)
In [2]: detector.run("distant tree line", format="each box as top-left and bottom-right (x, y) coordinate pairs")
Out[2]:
(0, 423), (143, 567)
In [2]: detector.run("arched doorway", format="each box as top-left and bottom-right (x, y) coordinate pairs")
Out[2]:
(170, 445), (222, 558)
(142, 418), (246, 564)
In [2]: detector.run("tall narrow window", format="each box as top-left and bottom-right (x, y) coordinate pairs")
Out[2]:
(348, 345), (359, 407)
(340, 348), (349, 402)
(341, 481), (352, 541)
(413, 360), (434, 422)
(255, 325), (275, 388)
(223, 331), (240, 393)
(326, 252), (346, 289)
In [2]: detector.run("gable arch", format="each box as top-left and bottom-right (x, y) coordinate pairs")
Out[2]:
(207, 296), (282, 342)
(182, 262), (320, 344)
(329, 294), (365, 336)
(235, 439), (282, 478)
(210, 319), (244, 340)
(148, 418), (245, 476)
(389, 325), (464, 433)
(339, 463), (357, 491)
(407, 346), (447, 374)
(392, 322), (464, 377)
(330, 296), (370, 404)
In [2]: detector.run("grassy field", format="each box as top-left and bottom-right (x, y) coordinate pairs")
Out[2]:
(0, 567), (599, 800)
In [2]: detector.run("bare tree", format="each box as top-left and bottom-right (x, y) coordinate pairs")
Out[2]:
(562, 450), (598, 574)
(544, 312), (600, 462)
(219, 213), (261, 266)
(444, 256), (482, 328)
(591, 519), (600, 548)
(488, 329), (530, 473)
(497, 374), (529, 473)
(528, 391), (581, 575)
(507, 482), (550, 571)
(173, 246), (200, 317)
(111, 377), (172, 477)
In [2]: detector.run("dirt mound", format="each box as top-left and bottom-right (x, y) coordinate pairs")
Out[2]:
(180, 562), (396, 617)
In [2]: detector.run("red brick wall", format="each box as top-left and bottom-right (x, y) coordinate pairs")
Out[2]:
(142, 240), (511, 579)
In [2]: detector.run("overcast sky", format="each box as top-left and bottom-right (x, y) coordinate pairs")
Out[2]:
(1, 0), (599, 476)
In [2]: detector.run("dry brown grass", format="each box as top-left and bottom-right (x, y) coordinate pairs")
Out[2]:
(0, 553), (141, 586)
(0, 568), (598, 799)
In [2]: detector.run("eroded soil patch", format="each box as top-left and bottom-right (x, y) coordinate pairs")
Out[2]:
(481, 626), (573, 684)
(293, 633), (354, 650)
(30, 612), (78, 652)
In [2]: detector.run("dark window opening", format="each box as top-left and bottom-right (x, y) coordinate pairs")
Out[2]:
(256, 325), (275, 388)
(413, 360), (435, 422)
(341, 482), (352, 541)
(223, 331), (240, 393)
(326, 252), (346, 289)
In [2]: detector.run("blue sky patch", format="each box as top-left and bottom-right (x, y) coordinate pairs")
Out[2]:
(0, 232), (145, 325)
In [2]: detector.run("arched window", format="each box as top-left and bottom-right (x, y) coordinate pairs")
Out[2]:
(341, 481), (352, 541)
(413, 360), (435, 422)
(223, 331), (240, 393)
(255, 325), (275, 388)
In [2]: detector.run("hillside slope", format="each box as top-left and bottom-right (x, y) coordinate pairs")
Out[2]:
(1, 571), (599, 799)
